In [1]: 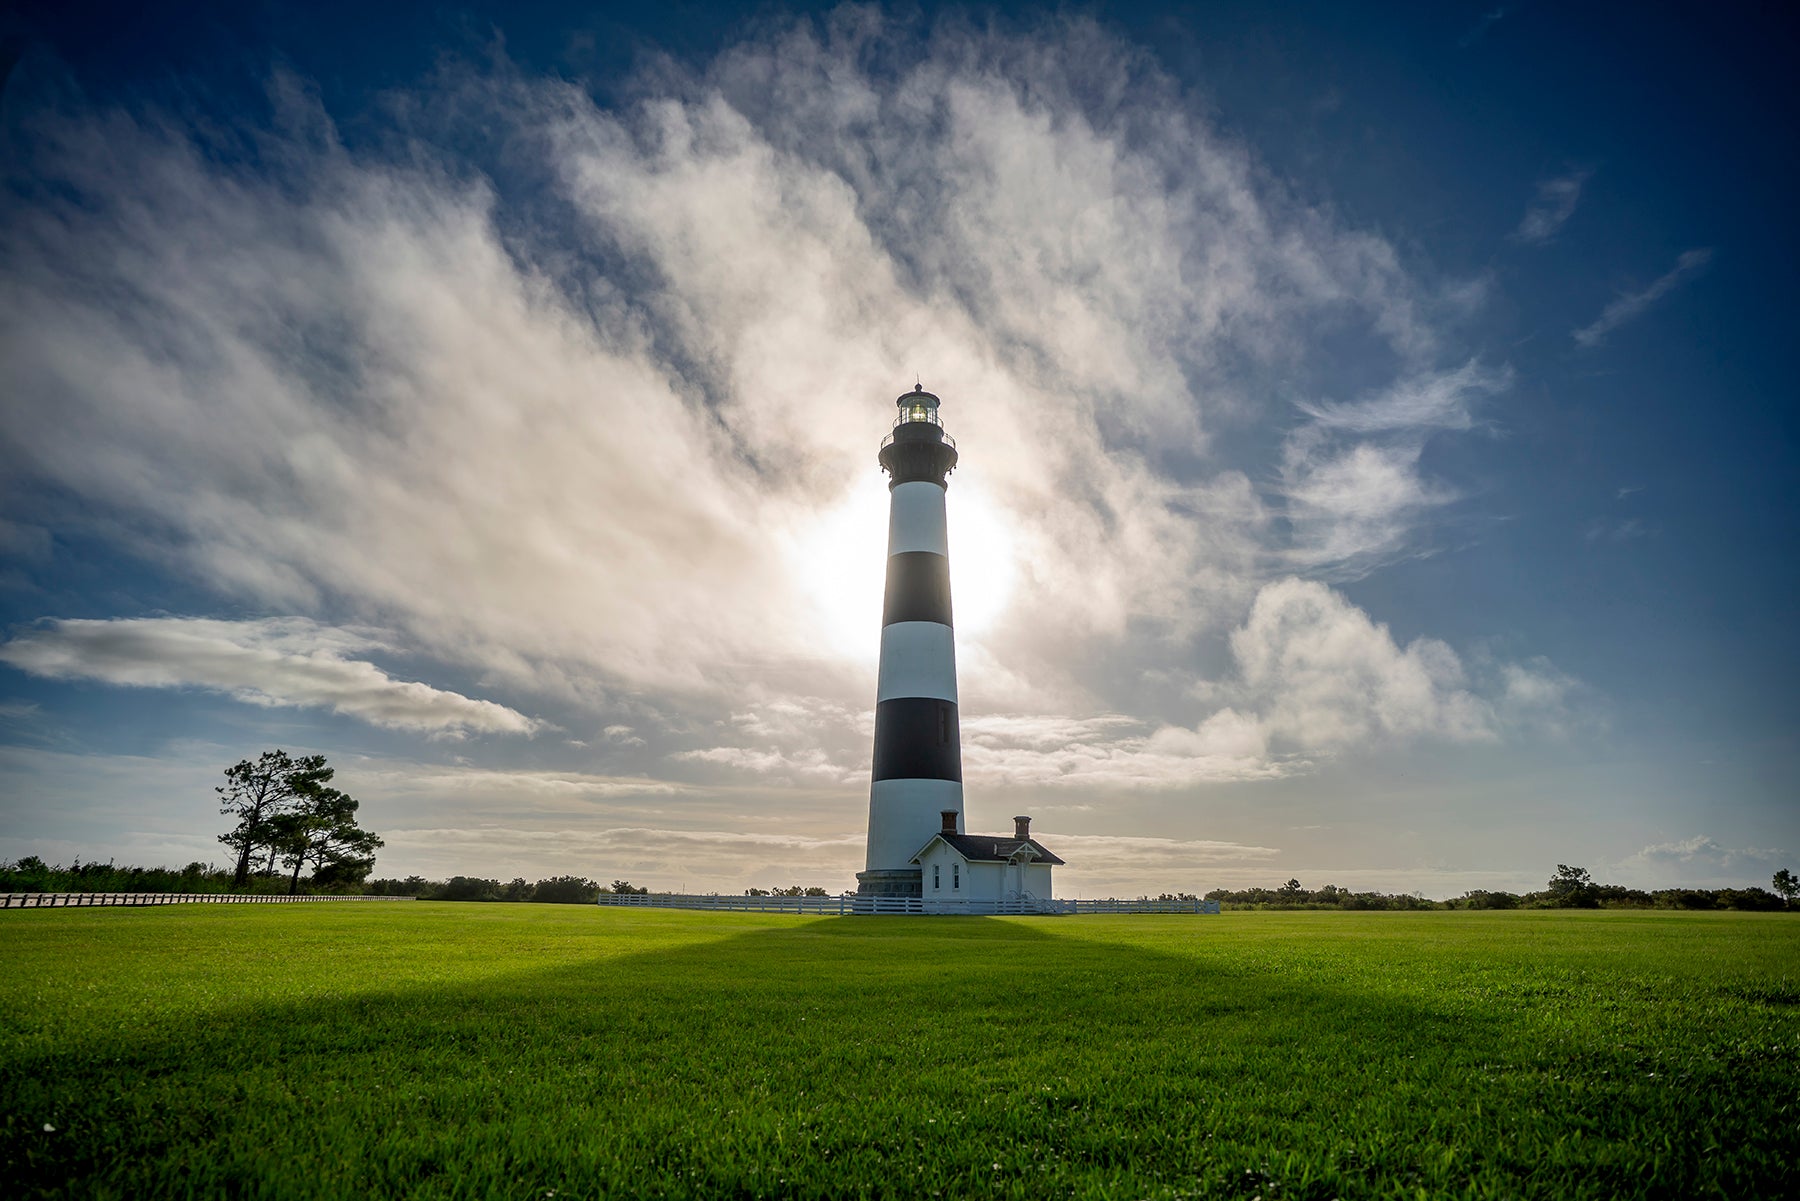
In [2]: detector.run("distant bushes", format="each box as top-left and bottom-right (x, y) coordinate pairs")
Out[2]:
(1447, 864), (1793, 911)
(1446, 885), (1788, 912)
(0, 862), (840, 903)
(1203, 871), (1792, 912)
(1, 856), (300, 895)
(363, 875), (605, 903)
(1203, 881), (1441, 911)
(1, 860), (604, 904)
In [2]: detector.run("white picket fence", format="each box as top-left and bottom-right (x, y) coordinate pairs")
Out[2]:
(594, 893), (1220, 916)
(1064, 898), (1222, 914)
(0, 892), (416, 909)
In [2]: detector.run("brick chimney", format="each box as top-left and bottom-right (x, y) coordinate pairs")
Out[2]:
(941, 810), (958, 835)
(1014, 815), (1031, 841)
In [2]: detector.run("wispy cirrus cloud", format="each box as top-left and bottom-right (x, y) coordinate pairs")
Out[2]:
(1458, 8), (1508, 48)
(0, 617), (542, 737)
(1511, 169), (1590, 245)
(1280, 361), (1512, 577)
(1574, 248), (1713, 348)
(961, 709), (1293, 789)
(1047, 832), (1279, 861)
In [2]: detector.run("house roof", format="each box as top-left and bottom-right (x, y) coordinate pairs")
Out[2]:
(910, 832), (1066, 866)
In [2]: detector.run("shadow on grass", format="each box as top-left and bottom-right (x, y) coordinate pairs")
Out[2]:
(4, 911), (1793, 1200)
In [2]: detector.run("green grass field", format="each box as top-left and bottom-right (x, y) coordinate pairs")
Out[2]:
(3, 905), (1795, 1199)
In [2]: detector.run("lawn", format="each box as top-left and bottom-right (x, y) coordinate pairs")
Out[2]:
(2, 905), (1795, 1199)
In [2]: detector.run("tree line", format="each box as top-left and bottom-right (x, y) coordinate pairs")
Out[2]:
(0, 857), (287, 895)
(0, 861), (836, 902)
(0, 862), (642, 904)
(366, 875), (612, 903)
(1203, 865), (1799, 911)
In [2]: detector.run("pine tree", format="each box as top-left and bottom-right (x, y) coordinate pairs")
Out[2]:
(216, 751), (333, 889)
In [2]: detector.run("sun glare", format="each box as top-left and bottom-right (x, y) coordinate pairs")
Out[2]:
(945, 484), (1019, 639)
(789, 476), (1019, 665)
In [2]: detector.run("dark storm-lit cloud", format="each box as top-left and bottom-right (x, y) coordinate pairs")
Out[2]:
(1511, 169), (1590, 245)
(1573, 247), (1713, 348)
(0, 618), (542, 736)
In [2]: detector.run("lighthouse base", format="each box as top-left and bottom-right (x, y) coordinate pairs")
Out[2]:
(855, 868), (923, 898)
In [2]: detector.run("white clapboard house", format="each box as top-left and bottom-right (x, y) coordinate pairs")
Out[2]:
(910, 812), (1063, 912)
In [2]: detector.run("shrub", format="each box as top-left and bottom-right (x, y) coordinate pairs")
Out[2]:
(532, 876), (600, 904)
(437, 876), (502, 902)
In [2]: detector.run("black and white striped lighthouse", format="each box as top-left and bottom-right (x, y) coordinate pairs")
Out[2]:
(857, 386), (963, 898)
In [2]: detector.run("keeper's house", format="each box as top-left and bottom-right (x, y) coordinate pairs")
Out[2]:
(910, 812), (1063, 912)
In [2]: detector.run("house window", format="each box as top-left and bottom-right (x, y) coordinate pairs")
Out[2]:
(953, 864), (960, 890)
(933, 864), (940, 890)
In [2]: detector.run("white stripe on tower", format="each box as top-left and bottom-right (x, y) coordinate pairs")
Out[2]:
(887, 481), (950, 556)
(876, 622), (958, 703)
(859, 387), (963, 897)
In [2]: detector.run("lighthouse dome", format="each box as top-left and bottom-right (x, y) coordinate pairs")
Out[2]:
(879, 385), (958, 488)
(896, 387), (941, 424)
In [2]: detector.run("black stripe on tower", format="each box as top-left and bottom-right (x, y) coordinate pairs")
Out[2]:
(871, 697), (962, 782)
(881, 551), (954, 628)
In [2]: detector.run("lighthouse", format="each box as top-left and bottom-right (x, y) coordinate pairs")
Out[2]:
(856, 386), (963, 898)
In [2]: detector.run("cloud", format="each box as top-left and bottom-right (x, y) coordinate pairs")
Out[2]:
(353, 762), (692, 806)
(1295, 359), (1503, 435)
(670, 695), (873, 786)
(0, 617), (542, 737)
(0, 19), (1460, 695)
(1281, 361), (1511, 576)
(958, 576), (1571, 788)
(1607, 835), (1792, 889)
(1573, 248), (1713, 348)
(0, 13), (1582, 814)
(1632, 836), (1785, 868)
(377, 823), (867, 889)
(1511, 169), (1590, 244)
(1045, 832), (1279, 867)
(1458, 8), (1508, 48)
(962, 710), (1294, 788)
(0, 519), (52, 563)
(1230, 578), (1497, 748)
(1583, 516), (1654, 542)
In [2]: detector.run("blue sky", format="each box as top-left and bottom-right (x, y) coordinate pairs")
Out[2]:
(1, 0), (1793, 895)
